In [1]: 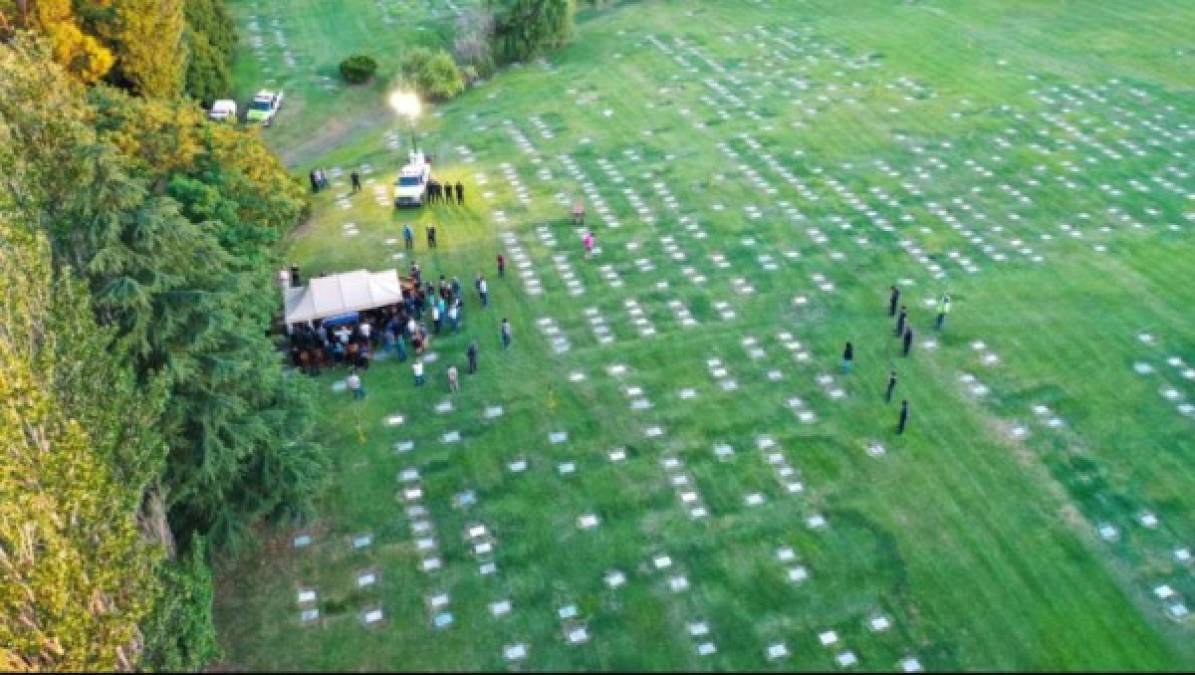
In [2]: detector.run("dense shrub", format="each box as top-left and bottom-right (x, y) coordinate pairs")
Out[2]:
(339, 54), (379, 84)
(400, 47), (465, 101)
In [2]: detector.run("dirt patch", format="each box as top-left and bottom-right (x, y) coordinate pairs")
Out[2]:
(279, 105), (394, 169)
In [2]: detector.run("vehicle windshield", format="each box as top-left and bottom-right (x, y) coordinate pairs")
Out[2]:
(249, 100), (272, 112)
(398, 176), (421, 187)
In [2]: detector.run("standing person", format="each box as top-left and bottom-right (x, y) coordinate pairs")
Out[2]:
(426, 224), (437, 248)
(884, 370), (898, 403)
(500, 318), (512, 349)
(583, 231), (595, 259)
(455, 181), (464, 205)
(431, 301), (442, 334)
(447, 301), (460, 333)
(413, 359), (425, 387)
(936, 292), (951, 331)
(497, 252), (506, 278)
(902, 326), (914, 357)
(318, 168), (329, 190)
(347, 369), (365, 400)
(842, 341), (854, 374)
(394, 331), (408, 362)
(351, 170), (362, 193)
(467, 340), (479, 374)
(451, 276), (462, 301)
(897, 399), (910, 434)
(478, 274), (489, 307)
(895, 305), (908, 336)
(572, 198), (585, 226)
(309, 169), (320, 193)
(888, 284), (901, 316)
(447, 365), (460, 393)
(403, 224), (414, 250)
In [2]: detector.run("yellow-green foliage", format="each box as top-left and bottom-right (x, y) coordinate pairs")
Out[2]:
(0, 0), (116, 84)
(0, 224), (161, 672)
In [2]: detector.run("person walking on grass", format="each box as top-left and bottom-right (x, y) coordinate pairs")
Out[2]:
(897, 399), (909, 434)
(902, 326), (914, 357)
(351, 170), (362, 193)
(403, 224), (414, 250)
(426, 223), (437, 249)
(895, 304), (908, 336)
(455, 181), (464, 205)
(842, 341), (854, 374)
(467, 340), (479, 374)
(478, 274), (489, 307)
(885, 370), (898, 403)
(348, 369), (365, 400)
(497, 252), (506, 278)
(501, 318), (512, 349)
(432, 302), (442, 334)
(309, 169), (320, 194)
(413, 359), (426, 386)
(936, 292), (951, 331)
(583, 231), (595, 259)
(888, 284), (901, 316)
(447, 365), (460, 393)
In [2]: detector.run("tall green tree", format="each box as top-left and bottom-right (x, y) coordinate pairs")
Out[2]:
(91, 0), (188, 97)
(488, 0), (574, 63)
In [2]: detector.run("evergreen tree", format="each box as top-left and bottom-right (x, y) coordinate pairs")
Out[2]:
(488, 0), (574, 63)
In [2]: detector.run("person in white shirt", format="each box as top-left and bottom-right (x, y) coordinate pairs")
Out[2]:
(413, 360), (425, 386)
(335, 325), (352, 344)
(359, 321), (372, 341)
(478, 276), (489, 307)
(347, 370), (365, 400)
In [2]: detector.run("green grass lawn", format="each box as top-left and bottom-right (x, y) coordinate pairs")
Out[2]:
(215, 0), (1195, 670)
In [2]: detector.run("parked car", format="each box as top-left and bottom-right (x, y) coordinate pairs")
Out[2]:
(208, 99), (237, 122)
(394, 151), (432, 207)
(246, 89), (284, 126)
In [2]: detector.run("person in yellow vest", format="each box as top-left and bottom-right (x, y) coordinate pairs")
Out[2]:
(935, 292), (951, 331)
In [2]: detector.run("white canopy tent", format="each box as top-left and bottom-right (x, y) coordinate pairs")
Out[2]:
(283, 269), (404, 327)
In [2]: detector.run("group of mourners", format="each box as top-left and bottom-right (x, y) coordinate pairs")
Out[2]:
(838, 286), (954, 435)
(426, 179), (465, 205)
(287, 259), (512, 400)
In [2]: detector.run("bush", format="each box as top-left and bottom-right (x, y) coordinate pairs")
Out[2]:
(338, 54), (378, 84)
(400, 47), (465, 101)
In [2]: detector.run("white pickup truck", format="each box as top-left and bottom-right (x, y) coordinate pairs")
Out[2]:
(393, 151), (432, 207)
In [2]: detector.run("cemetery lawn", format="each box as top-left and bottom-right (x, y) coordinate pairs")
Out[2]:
(215, 0), (1195, 670)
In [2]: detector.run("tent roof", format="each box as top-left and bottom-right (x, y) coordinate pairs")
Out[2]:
(284, 269), (404, 325)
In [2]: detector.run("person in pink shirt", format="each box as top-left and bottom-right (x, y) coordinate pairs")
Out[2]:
(583, 231), (595, 259)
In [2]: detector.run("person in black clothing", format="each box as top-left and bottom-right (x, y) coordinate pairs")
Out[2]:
(351, 171), (362, 193)
(902, 326), (914, 357)
(290, 265), (301, 287)
(309, 170), (320, 193)
(895, 305), (908, 336)
(885, 370), (898, 403)
(427, 224), (437, 248)
(842, 341), (854, 374)
(467, 340), (479, 374)
(888, 285), (900, 316)
(897, 400), (909, 434)
(455, 181), (464, 205)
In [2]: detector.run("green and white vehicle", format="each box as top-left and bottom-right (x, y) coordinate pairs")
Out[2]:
(246, 89), (284, 126)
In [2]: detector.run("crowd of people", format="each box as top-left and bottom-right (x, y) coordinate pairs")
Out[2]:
(286, 257), (509, 398)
